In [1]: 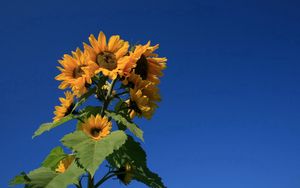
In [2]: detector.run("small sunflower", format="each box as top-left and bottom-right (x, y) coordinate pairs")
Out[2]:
(117, 162), (134, 185)
(127, 74), (161, 101)
(127, 89), (151, 119)
(79, 114), (112, 140)
(55, 48), (95, 97)
(84, 31), (129, 80)
(127, 79), (160, 119)
(55, 155), (74, 173)
(123, 41), (167, 84)
(53, 91), (74, 122)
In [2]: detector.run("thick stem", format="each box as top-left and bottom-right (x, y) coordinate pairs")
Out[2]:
(87, 173), (94, 188)
(91, 78), (120, 188)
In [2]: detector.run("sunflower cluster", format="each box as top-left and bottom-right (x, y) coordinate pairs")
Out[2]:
(11, 31), (167, 188)
(54, 31), (166, 122)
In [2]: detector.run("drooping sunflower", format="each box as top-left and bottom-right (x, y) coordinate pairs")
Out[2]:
(79, 114), (112, 140)
(122, 41), (167, 84)
(83, 31), (129, 80)
(53, 91), (74, 122)
(127, 89), (151, 119)
(127, 77), (160, 119)
(55, 155), (74, 173)
(127, 74), (161, 101)
(117, 162), (134, 185)
(55, 48), (95, 97)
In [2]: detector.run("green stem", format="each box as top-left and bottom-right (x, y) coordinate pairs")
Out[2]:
(87, 173), (94, 188)
(95, 171), (125, 188)
(100, 78), (117, 116)
(115, 90), (128, 96)
(95, 174), (115, 188)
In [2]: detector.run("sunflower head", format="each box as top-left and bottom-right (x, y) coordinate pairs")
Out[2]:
(117, 162), (134, 185)
(55, 48), (95, 97)
(84, 31), (129, 80)
(126, 42), (167, 84)
(55, 155), (74, 173)
(127, 89), (153, 120)
(53, 91), (74, 122)
(126, 75), (160, 119)
(79, 114), (112, 140)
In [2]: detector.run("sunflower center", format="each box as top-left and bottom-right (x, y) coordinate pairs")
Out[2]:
(96, 51), (117, 70)
(135, 55), (148, 80)
(72, 65), (85, 78)
(90, 127), (102, 137)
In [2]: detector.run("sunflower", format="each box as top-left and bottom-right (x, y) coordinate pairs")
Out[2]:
(79, 114), (112, 140)
(55, 155), (74, 173)
(127, 89), (151, 119)
(117, 162), (134, 185)
(55, 48), (95, 97)
(53, 91), (74, 122)
(83, 31), (129, 80)
(122, 41), (167, 84)
(127, 74), (161, 101)
(127, 78), (160, 119)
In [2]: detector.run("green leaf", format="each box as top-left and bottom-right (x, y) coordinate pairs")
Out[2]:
(9, 172), (30, 186)
(107, 136), (166, 188)
(41, 146), (67, 170)
(106, 111), (144, 141)
(46, 162), (85, 188)
(61, 130), (127, 176)
(134, 166), (166, 188)
(10, 163), (84, 188)
(32, 113), (85, 139)
(32, 115), (74, 138)
(25, 167), (57, 188)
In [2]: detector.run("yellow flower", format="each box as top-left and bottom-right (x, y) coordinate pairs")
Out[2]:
(123, 41), (167, 84)
(84, 31), (129, 80)
(127, 76), (160, 119)
(79, 114), (112, 140)
(55, 48), (95, 97)
(55, 155), (74, 173)
(53, 91), (74, 122)
(117, 162), (134, 185)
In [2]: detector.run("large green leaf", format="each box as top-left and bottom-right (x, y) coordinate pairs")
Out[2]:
(61, 130), (127, 176)
(41, 146), (67, 170)
(32, 113), (85, 138)
(106, 111), (144, 141)
(107, 136), (166, 188)
(10, 163), (84, 188)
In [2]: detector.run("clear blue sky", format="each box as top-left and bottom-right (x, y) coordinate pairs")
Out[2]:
(1, 0), (300, 187)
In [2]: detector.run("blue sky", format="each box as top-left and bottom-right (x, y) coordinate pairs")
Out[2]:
(1, 0), (300, 187)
